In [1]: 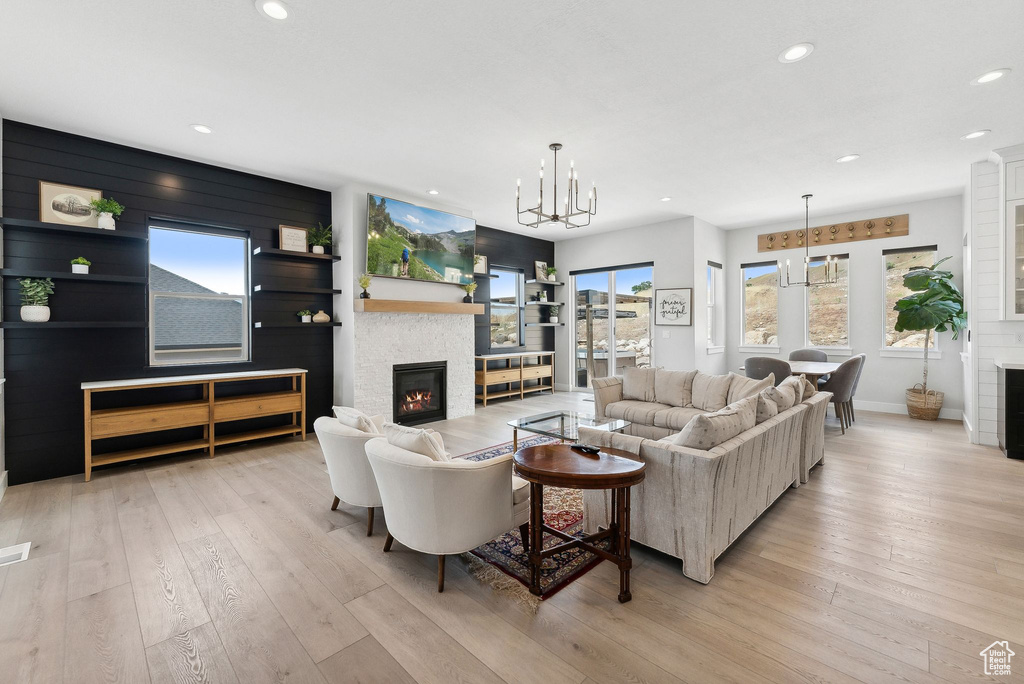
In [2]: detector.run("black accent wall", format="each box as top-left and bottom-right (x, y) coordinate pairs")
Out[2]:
(473, 225), (556, 355)
(2, 121), (333, 485)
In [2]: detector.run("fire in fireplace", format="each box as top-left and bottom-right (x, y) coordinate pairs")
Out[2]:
(393, 361), (446, 425)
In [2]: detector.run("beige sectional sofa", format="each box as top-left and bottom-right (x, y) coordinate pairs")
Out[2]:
(581, 368), (830, 583)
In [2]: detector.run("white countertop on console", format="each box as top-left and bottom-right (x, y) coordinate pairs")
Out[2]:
(82, 368), (307, 390)
(475, 351), (554, 358)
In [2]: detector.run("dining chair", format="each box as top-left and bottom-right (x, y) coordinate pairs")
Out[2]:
(789, 349), (829, 362)
(846, 353), (867, 423)
(819, 355), (864, 434)
(744, 357), (791, 386)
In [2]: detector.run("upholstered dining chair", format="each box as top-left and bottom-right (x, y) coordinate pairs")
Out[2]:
(789, 348), (829, 362)
(313, 416), (384, 536)
(745, 357), (791, 386)
(819, 355), (864, 434)
(845, 353), (867, 423)
(365, 438), (530, 592)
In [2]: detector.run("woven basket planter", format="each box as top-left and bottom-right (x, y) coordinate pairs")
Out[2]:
(906, 384), (943, 421)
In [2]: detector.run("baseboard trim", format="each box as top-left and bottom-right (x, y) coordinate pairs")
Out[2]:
(854, 399), (961, 421)
(0, 471), (7, 505)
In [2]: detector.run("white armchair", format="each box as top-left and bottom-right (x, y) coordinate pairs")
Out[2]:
(313, 416), (384, 536)
(365, 438), (531, 591)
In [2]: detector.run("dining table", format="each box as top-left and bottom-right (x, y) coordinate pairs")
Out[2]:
(788, 360), (841, 384)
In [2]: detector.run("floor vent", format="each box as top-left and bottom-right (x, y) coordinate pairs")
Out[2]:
(0, 542), (31, 567)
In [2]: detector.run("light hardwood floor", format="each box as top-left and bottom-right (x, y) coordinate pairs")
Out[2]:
(1, 391), (1023, 683)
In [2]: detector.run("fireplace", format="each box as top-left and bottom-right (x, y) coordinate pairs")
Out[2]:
(393, 361), (447, 425)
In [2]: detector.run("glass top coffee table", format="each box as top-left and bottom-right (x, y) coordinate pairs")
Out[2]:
(507, 410), (631, 451)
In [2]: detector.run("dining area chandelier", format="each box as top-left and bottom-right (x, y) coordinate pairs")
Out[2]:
(778, 194), (839, 287)
(516, 143), (598, 229)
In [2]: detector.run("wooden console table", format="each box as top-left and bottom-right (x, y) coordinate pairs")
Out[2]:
(82, 368), (306, 480)
(475, 351), (554, 405)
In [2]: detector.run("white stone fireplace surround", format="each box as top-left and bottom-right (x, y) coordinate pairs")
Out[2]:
(352, 311), (476, 421)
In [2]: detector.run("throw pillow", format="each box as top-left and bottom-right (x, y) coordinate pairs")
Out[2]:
(690, 371), (732, 411)
(727, 372), (774, 405)
(333, 406), (381, 434)
(622, 366), (658, 402)
(765, 381), (798, 410)
(670, 396), (757, 449)
(755, 390), (779, 424)
(800, 374), (817, 400)
(779, 375), (805, 403)
(654, 369), (698, 407)
(383, 423), (450, 461)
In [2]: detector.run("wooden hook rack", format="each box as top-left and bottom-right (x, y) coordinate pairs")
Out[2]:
(757, 213), (909, 253)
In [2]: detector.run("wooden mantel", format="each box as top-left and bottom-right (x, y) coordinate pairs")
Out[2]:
(353, 298), (484, 315)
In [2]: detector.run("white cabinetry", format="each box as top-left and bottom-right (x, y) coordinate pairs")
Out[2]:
(993, 146), (1024, 319)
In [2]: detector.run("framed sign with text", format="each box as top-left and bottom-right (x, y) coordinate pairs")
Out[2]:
(654, 288), (692, 326)
(278, 225), (309, 252)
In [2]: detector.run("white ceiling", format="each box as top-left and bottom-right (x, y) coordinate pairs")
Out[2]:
(1, 0), (1022, 238)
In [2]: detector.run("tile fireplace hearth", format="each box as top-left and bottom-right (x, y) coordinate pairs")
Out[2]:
(393, 361), (447, 425)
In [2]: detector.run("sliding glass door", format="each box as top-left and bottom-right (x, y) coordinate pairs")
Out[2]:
(573, 264), (653, 389)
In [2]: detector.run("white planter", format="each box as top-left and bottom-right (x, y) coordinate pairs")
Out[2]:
(549, 273), (558, 281)
(301, 315), (312, 323)
(72, 264), (89, 274)
(312, 245), (325, 254)
(97, 212), (115, 230)
(21, 305), (50, 322)
(550, 316), (559, 323)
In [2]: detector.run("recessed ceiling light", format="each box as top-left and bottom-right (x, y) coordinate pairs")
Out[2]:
(659, 197), (672, 202)
(427, 189), (439, 195)
(835, 154), (860, 163)
(971, 68), (1010, 85)
(255, 0), (290, 20)
(778, 43), (814, 63)
(960, 129), (990, 140)
(190, 124), (213, 134)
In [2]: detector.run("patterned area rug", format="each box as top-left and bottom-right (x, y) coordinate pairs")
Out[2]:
(458, 435), (609, 602)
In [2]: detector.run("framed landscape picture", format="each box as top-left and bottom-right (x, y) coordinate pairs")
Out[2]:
(38, 181), (102, 227)
(654, 288), (692, 326)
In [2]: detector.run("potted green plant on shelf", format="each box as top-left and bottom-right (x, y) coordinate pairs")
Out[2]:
(309, 222), (332, 254)
(893, 256), (967, 420)
(89, 197), (125, 230)
(546, 266), (558, 282)
(19, 277), (55, 322)
(297, 308), (312, 323)
(71, 256), (91, 274)
(358, 272), (373, 299)
(462, 281), (477, 303)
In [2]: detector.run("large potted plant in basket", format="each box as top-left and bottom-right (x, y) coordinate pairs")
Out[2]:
(893, 256), (966, 420)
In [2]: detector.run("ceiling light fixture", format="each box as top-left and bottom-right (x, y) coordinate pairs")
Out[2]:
(835, 154), (860, 163)
(960, 129), (990, 140)
(778, 194), (838, 288)
(971, 68), (1010, 85)
(255, 0), (290, 20)
(660, 197), (672, 202)
(427, 189), (439, 195)
(190, 124), (213, 134)
(778, 43), (814, 63)
(516, 143), (597, 229)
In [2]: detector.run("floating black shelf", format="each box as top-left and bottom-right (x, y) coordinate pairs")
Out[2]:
(0, 217), (148, 241)
(0, 321), (146, 329)
(473, 273), (499, 279)
(526, 279), (564, 286)
(0, 268), (147, 284)
(253, 246), (340, 261)
(254, 321), (342, 328)
(526, 301), (563, 306)
(525, 322), (565, 327)
(253, 285), (342, 295)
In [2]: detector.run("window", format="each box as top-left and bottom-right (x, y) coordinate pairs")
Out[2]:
(741, 261), (778, 346)
(149, 225), (249, 365)
(707, 261), (722, 347)
(805, 254), (849, 347)
(489, 267), (522, 347)
(884, 245), (938, 348)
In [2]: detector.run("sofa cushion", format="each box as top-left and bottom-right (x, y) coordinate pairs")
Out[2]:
(622, 366), (658, 402)
(756, 391), (779, 424)
(383, 423), (450, 461)
(653, 406), (706, 430)
(512, 475), (530, 505)
(765, 374), (804, 410)
(691, 371), (732, 411)
(654, 369), (698, 407)
(799, 375), (817, 400)
(670, 396), (757, 449)
(333, 406), (382, 434)
(727, 373), (774, 405)
(605, 400), (671, 425)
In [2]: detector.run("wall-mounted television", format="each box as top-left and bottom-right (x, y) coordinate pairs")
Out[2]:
(365, 194), (476, 286)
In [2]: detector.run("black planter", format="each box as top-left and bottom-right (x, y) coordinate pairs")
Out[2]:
(463, 295), (473, 303)
(360, 290), (370, 299)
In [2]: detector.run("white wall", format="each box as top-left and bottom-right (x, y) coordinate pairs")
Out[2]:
(553, 217), (697, 388)
(693, 216), (728, 374)
(332, 183), (475, 406)
(725, 195), (965, 418)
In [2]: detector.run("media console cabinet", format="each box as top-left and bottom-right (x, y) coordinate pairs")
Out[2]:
(82, 368), (306, 480)
(475, 351), (554, 405)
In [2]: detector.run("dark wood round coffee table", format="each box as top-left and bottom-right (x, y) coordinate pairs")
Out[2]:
(513, 443), (646, 602)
